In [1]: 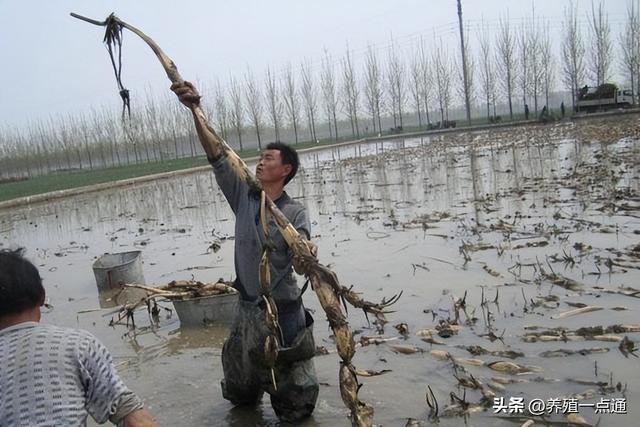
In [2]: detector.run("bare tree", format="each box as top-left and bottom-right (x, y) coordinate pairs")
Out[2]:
(282, 63), (301, 144)
(16, 130), (34, 177)
(128, 110), (152, 163)
(165, 98), (182, 158)
(455, 26), (475, 120)
(321, 50), (339, 140)
(478, 21), (497, 122)
(179, 110), (199, 158)
(409, 49), (423, 128)
(341, 45), (361, 138)
(60, 116), (80, 170)
(386, 46), (399, 128)
(518, 22), (531, 114)
(4, 130), (25, 179)
(72, 118), (85, 168)
(78, 113), (94, 169)
(89, 109), (108, 167)
(245, 68), (264, 150)
(636, 1), (640, 100)
(228, 75), (245, 151)
(213, 80), (230, 141)
(265, 66), (283, 141)
(562, 1), (586, 111)
(0, 130), (11, 180)
(457, 0), (472, 123)
(14, 131), (33, 178)
(588, 1), (613, 86)
(144, 90), (162, 162)
(154, 92), (178, 160)
(363, 45), (383, 134)
(53, 115), (75, 170)
(527, 8), (544, 114)
(386, 39), (406, 129)
(497, 15), (518, 119)
(620, 0), (640, 104)
(300, 59), (318, 142)
(540, 19), (556, 110)
(102, 109), (125, 166)
(24, 124), (45, 176)
(3, 130), (19, 178)
(432, 38), (452, 124)
(418, 38), (433, 126)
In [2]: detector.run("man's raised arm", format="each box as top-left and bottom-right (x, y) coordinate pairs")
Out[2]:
(171, 81), (249, 212)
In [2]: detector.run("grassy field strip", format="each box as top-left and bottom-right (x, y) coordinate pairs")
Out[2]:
(2, 111), (636, 209)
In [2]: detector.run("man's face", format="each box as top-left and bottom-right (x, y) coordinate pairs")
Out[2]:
(255, 149), (291, 185)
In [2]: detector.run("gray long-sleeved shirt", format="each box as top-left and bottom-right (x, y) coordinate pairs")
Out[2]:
(0, 322), (143, 426)
(212, 155), (310, 304)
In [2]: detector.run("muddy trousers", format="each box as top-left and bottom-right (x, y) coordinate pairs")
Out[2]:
(221, 299), (319, 422)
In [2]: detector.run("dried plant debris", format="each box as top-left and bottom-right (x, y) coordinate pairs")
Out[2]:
(539, 347), (609, 358)
(124, 279), (237, 300)
(618, 335), (638, 358)
(390, 344), (424, 355)
(462, 345), (524, 359)
(394, 322), (409, 336)
(550, 305), (603, 320)
(429, 349), (451, 361)
(600, 285), (640, 298)
(522, 324), (640, 342)
(359, 335), (399, 346)
(538, 262), (584, 292)
(487, 361), (543, 375)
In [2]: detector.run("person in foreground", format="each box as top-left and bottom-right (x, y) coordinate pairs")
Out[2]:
(0, 248), (155, 427)
(172, 81), (319, 422)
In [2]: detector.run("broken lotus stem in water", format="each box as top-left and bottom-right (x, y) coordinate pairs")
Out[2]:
(70, 12), (401, 425)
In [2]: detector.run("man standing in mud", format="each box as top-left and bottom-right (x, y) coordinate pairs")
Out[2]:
(172, 81), (319, 422)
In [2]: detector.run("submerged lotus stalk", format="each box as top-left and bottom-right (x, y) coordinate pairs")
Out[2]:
(71, 12), (401, 426)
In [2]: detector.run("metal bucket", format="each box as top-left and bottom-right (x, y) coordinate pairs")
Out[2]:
(172, 292), (239, 327)
(92, 251), (145, 292)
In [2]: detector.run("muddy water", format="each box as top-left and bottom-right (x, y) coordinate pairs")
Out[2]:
(1, 117), (639, 426)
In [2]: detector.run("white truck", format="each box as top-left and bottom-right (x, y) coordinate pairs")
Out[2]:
(576, 84), (635, 112)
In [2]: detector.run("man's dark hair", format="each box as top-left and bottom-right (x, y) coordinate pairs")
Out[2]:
(0, 248), (45, 317)
(267, 141), (299, 185)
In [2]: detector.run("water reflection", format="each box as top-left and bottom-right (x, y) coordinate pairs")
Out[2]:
(2, 132), (638, 311)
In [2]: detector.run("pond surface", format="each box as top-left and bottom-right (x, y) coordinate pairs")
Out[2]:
(1, 117), (639, 426)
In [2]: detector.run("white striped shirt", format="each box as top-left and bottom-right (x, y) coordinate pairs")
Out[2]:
(0, 322), (142, 426)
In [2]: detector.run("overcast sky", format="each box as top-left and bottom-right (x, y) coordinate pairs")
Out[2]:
(0, 0), (629, 129)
